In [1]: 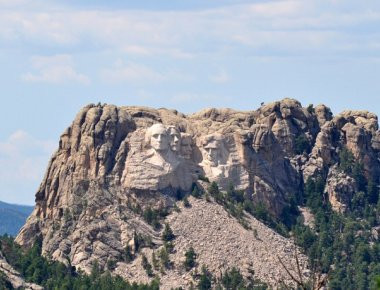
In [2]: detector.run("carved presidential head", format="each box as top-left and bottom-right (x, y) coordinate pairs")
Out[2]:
(180, 133), (193, 159)
(168, 126), (181, 152)
(201, 133), (224, 166)
(145, 124), (169, 152)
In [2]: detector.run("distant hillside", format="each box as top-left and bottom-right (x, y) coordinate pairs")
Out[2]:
(0, 201), (33, 236)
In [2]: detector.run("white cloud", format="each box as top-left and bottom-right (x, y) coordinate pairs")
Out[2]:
(170, 92), (232, 107)
(1, 0), (379, 61)
(209, 69), (230, 83)
(0, 130), (56, 166)
(21, 54), (90, 84)
(101, 62), (166, 83)
(101, 60), (194, 84)
(246, 1), (304, 17)
(0, 0), (30, 7)
(122, 45), (195, 59)
(0, 130), (56, 204)
(123, 45), (152, 56)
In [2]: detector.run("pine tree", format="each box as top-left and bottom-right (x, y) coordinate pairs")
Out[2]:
(141, 254), (153, 277)
(162, 223), (175, 241)
(152, 251), (159, 271)
(191, 184), (202, 198)
(158, 247), (170, 269)
(124, 245), (134, 262)
(184, 247), (197, 270)
(198, 266), (212, 290)
(208, 181), (219, 196)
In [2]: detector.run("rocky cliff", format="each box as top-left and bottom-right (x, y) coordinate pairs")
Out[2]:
(14, 98), (380, 288)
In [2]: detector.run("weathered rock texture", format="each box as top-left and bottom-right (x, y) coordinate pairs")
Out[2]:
(13, 99), (380, 288)
(325, 165), (357, 213)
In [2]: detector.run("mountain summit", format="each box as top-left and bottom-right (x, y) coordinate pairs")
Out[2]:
(13, 98), (380, 288)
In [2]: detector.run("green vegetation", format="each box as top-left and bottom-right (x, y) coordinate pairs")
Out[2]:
(0, 235), (160, 290)
(219, 267), (246, 289)
(0, 272), (12, 290)
(2, 161), (379, 289)
(218, 267), (267, 290)
(197, 266), (212, 290)
(376, 276), (380, 290)
(199, 157), (379, 289)
(141, 254), (154, 277)
(206, 182), (291, 236)
(184, 247), (197, 271)
(130, 231), (153, 257)
(198, 175), (210, 182)
(158, 247), (170, 270)
(121, 232), (155, 266)
(293, 171), (380, 290)
(307, 104), (315, 114)
(142, 206), (168, 230)
(337, 147), (379, 208)
(338, 147), (355, 174)
(151, 251), (159, 271)
(196, 266), (267, 290)
(294, 134), (311, 155)
(107, 259), (116, 271)
(123, 245), (134, 262)
(338, 147), (368, 194)
(191, 183), (203, 198)
(162, 223), (175, 242)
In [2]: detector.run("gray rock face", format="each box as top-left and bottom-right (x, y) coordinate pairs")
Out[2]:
(325, 165), (357, 213)
(19, 101), (304, 224)
(303, 109), (380, 182)
(14, 99), (380, 287)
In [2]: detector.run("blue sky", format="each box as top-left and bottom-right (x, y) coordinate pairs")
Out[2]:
(0, 0), (380, 205)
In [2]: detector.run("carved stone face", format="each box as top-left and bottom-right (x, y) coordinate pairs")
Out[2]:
(203, 140), (221, 166)
(168, 126), (181, 152)
(147, 124), (169, 152)
(180, 133), (193, 159)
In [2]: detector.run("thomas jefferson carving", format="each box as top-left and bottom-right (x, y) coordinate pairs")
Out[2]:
(167, 126), (181, 153)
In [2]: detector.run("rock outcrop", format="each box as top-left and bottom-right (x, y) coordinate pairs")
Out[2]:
(325, 165), (357, 213)
(13, 98), (380, 288)
(303, 109), (380, 181)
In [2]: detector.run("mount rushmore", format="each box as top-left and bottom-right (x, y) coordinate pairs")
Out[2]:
(13, 98), (380, 287)
(123, 123), (249, 193)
